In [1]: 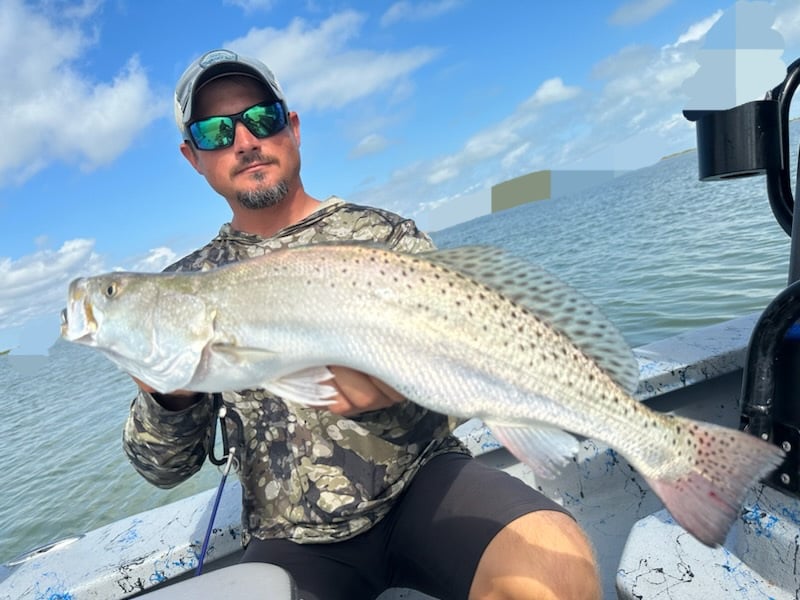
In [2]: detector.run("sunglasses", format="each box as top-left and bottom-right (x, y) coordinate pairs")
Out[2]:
(188, 101), (288, 150)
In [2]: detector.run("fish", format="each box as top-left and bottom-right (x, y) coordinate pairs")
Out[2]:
(60, 243), (785, 547)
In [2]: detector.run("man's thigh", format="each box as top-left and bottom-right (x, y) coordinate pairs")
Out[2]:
(385, 452), (572, 600)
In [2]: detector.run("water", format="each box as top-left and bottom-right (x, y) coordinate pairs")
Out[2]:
(1, 129), (797, 565)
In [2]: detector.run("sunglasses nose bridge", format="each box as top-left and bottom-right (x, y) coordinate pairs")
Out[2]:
(231, 117), (261, 150)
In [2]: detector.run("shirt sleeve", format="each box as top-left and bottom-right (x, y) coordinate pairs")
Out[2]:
(122, 390), (215, 488)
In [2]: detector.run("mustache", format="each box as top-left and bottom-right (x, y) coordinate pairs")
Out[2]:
(232, 152), (278, 175)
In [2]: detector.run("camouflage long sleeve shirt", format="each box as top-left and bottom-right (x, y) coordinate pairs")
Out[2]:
(122, 198), (468, 545)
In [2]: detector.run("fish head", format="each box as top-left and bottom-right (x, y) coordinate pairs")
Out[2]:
(61, 273), (148, 348)
(60, 271), (214, 393)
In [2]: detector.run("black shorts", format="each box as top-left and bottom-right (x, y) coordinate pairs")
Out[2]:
(240, 452), (571, 600)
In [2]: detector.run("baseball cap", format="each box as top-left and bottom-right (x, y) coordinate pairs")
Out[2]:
(174, 49), (287, 138)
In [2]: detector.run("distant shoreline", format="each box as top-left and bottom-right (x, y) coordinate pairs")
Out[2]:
(0, 349), (10, 355)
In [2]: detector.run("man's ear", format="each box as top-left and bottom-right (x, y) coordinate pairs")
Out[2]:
(179, 141), (203, 174)
(289, 111), (301, 148)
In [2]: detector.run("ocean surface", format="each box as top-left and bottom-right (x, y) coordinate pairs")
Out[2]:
(1, 124), (798, 565)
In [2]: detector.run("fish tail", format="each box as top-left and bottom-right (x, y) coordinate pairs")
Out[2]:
(644, 416), (785, 547)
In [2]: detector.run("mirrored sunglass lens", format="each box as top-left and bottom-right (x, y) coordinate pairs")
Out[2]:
(190, 117), (234, 150)
(242, 104), (285, 137)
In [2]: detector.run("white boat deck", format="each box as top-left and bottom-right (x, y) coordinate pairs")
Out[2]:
(1, 312), (799, 599)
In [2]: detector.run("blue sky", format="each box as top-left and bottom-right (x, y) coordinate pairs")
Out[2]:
(1, 0), (800, 355)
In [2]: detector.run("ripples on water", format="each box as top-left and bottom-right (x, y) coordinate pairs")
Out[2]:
(0, 343), (224, 564)
(1, 127), (798, 563)
(432, 149), (793, 347)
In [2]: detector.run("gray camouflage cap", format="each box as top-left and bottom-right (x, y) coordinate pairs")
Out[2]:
(174, 49), (287, 138)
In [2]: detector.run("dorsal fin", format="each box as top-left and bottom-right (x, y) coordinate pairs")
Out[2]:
(422, 246), (639, 394)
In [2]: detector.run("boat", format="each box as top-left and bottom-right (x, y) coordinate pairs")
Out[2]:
(2, 61), (800, 600)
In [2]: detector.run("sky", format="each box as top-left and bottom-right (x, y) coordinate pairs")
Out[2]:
(1, 0), (800, 357)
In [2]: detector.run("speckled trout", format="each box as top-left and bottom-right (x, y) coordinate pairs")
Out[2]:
(61, 243), (784, 546)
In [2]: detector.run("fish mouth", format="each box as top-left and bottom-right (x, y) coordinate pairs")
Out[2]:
(60, 279), (98, 344)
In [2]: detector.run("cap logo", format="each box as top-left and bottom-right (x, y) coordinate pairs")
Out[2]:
(199, 49), (238, 69)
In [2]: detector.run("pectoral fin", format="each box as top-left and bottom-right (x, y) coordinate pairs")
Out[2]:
(262, 366), (339, 407)
(209, 343), (280, 362)
(487, 421), (580, 479)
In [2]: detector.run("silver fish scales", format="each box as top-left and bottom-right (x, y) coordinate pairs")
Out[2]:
(61, 243), (785, 546)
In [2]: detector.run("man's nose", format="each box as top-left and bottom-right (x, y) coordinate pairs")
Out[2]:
(233, 121), (259, 152)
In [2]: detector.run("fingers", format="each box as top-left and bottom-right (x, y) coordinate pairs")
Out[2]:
(326, 366), (404, 416)
(131, 375), (198, 397)
(131, 375), (157, 394)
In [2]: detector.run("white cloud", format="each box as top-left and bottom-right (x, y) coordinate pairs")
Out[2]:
(350, 133), (391, 158)
(775, 0), (800, 48)
(422, 78), (580, 186)
(225, 11), (440, 111)
(0, 238), (185, 356)
(351, 10), (729, 219)
(0, 239), (104, 345)
(223, 0), (276, 13)
(129, 247), (178, 272)
(380, 0), (463, 27)
(522, 77), (582, 109)
(0, 0), (167, 186)
(501, 142), (532, 171)
(609, 0), (675, 26)
(684, 3), (785, 110)
(676, 10), (723, 45)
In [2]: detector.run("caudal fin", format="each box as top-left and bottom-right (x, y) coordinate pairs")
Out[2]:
(645, 417), (785, 547)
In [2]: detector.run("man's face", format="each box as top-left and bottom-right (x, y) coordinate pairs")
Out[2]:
(181, 75), (301, 210)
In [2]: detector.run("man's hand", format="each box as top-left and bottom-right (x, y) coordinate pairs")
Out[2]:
(131, 368), (403, 415)
(131, 376), (203, 411)
(325, 366), (405, 416)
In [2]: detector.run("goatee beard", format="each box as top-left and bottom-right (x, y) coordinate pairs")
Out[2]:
(236, 180), (289, 210)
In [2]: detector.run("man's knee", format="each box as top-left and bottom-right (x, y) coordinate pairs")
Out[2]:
(470, 510), (601, 600)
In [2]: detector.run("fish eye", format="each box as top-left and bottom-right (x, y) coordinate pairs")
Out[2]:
(104, 282), (118, 298)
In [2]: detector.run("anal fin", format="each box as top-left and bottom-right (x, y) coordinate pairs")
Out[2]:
(488, 421), (580, 479)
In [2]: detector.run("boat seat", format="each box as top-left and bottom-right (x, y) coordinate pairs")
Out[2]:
(138, 563), (296, 599)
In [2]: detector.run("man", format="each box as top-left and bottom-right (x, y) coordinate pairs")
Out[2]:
(123, 48), (600, 600)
